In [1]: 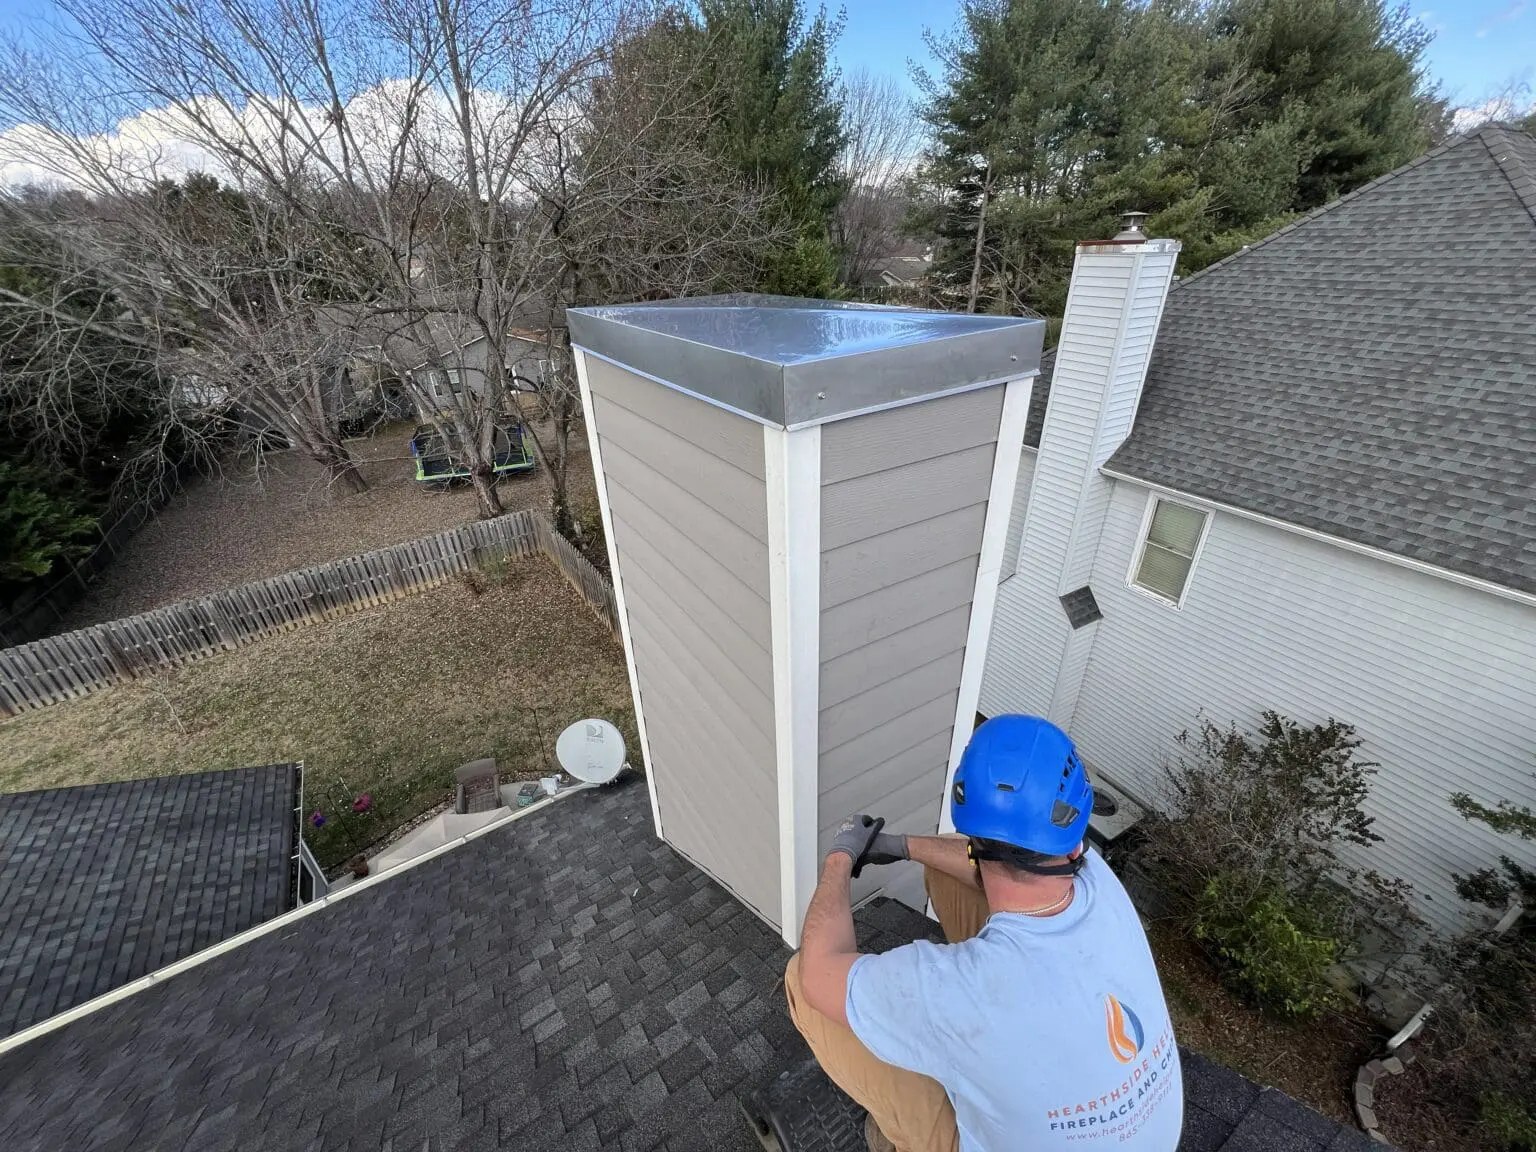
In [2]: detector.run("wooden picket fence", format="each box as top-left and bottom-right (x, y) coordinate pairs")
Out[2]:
(0, 509), (619, 717)
(532, 514), (619, 636)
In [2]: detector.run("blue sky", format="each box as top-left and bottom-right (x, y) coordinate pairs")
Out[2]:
(835, 0), (1536, 111)
(0, 0), (1530, 115)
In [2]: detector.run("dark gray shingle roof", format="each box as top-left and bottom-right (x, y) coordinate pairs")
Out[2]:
(1103, 125), (1536, 594)
(0, 778), (1380, 1151)
(0, 765), (298, 1040)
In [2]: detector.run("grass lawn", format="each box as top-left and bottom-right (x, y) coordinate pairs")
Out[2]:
(0, 557), (635, 868)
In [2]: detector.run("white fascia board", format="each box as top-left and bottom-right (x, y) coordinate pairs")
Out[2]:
(1099, 468), (1536, 613)
(764, 423), (822, 945)
(938, 376), (1036, 834)
(574, 348), (663, 838)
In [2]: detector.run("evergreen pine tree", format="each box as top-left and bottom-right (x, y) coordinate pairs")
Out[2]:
(695, 0), (847, 295)
(915, 0), (1449, 316)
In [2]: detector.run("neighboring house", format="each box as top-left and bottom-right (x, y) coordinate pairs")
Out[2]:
(857, 240), (935, 288)
(409, 328), (555, 418)
(311, 306), (553, 424)
(979, 125), (1536, 932)
(0, 764), (320, 1040)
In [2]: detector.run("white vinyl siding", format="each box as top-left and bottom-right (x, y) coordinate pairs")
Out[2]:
(1130, 496), (1208, 605)
(1066, 481), (1536, 934)
(999, 448), (1037, 580)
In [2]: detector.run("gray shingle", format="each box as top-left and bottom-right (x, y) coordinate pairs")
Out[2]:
(0, 765), (298, 1040)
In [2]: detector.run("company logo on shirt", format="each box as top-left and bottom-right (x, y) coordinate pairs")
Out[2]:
(1104, 995), (1144, 1064)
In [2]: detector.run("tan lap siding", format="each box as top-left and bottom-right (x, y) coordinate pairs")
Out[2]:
(585, 357), (780, 924)
(816, 386), (1005, 906)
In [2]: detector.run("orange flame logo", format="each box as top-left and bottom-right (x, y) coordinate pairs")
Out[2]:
(1105, 995), (1144, 1064)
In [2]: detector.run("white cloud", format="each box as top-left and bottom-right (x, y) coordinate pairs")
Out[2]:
(0, 105), (229, 190)
(0, 81), (573, 196)
(1412, 10), (1445, 35)
(1452, 92), (1536, 133)
(1476, 0), (1528, 37)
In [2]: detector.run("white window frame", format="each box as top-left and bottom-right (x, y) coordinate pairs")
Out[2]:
(1126, 490), (1211, 610)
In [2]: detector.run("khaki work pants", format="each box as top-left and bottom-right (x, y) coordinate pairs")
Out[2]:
(784, 866), (990, 1152)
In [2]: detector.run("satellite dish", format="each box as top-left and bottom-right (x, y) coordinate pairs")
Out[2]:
(556, 719), (627, 784)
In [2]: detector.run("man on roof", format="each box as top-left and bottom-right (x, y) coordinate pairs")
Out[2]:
(786, 714), (1183, 1152)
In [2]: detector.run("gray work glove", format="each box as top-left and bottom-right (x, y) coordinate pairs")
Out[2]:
(828, 815), (910, 878)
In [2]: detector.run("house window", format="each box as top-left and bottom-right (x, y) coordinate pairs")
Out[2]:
(1130, 497), (1208, 605)
(445, 368), (464, 394)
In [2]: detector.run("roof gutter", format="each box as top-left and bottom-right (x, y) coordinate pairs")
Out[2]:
(0, 785), (591, 1058)
(1100, 467), (1536, 611)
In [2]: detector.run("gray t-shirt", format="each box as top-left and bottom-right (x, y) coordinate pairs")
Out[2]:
(845, 851), (1183, 1151)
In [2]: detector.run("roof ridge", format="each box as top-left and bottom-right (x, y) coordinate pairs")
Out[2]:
(1477, 123), (1536, 228)
(1168, 129), (1500, 293)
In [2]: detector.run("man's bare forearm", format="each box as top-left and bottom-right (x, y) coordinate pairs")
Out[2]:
(796, 854), (861, 1024)
(905, 834), (974, 883)
(800, 854), (857, 958)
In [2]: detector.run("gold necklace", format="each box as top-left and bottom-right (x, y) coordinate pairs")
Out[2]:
(1017, 884), (1075, 918)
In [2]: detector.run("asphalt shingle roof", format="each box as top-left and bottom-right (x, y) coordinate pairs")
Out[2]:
(0, 777), (1383, 1151)
(1029, 125), (1536, 596)
(0, 765), (298, 1040)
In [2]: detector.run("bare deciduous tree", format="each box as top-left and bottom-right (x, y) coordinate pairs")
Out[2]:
(1, 0), (782, 524)
(0, 49), (374, 493)
(834, 69), (923, 286)
(527, 10), (786, 533)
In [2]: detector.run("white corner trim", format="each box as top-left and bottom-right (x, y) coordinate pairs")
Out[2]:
(1123, 488), (1213, 610)
(574, 349), (663, 839)
(0, 787), (589, 1059)
(1101, 468), (1536, 612)
(764, 422), (822, 946)
(938, 376), (1035, 834)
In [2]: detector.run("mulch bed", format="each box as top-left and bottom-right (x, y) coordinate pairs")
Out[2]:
(1148, 921), (1382, 1127)
(1373, 1046), (1492, 1152)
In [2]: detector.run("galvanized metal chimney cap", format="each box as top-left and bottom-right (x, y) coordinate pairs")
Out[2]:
(1114, 211), (1151, 241)
(567, 294), (1044, 429)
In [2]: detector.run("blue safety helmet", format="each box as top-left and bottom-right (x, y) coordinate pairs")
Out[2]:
(950, 714), (1093, 859)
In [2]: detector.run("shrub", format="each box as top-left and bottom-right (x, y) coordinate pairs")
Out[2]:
(572, 500), (608, 573)
(304, 763), (455, 871)
(1194, 874), (1339, 1017)
(1481, 1091), (1536, 1151)
(1408, 802), (1536, 1150)
(1137, 711), (1416, 1016)
(0, 462), (97, 590)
